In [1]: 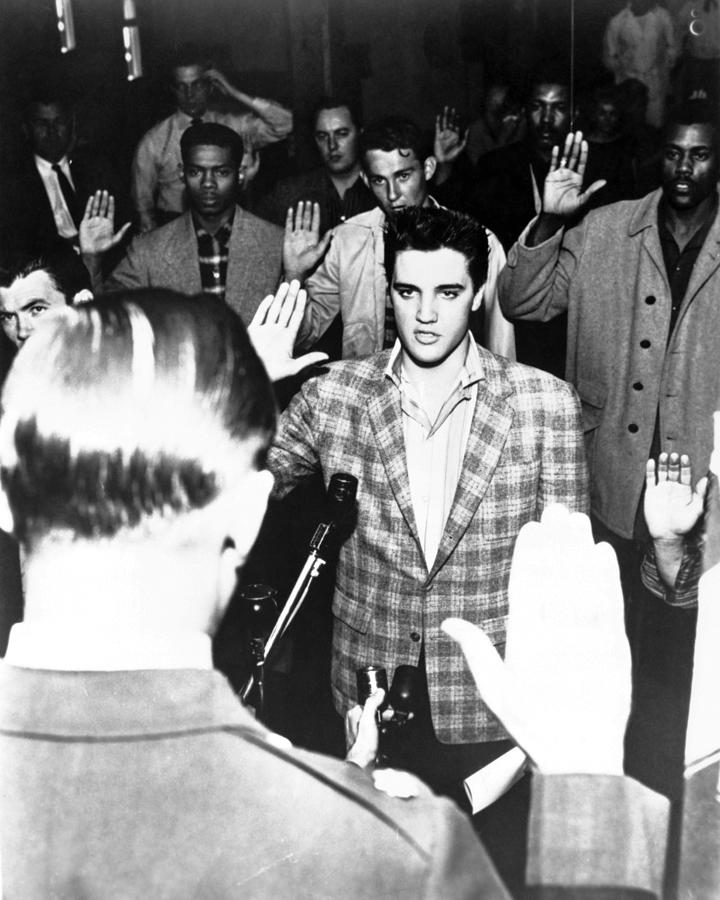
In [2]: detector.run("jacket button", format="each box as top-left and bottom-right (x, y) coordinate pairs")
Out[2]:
(640, 339), (651, 348)
(410, 631), (421, 642)
(645, 295), (656, 305)
(628, 423), (639, 433)
(632, 381), (643, 390)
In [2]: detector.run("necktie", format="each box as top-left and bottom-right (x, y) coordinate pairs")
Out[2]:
(52, 163), (81, 229)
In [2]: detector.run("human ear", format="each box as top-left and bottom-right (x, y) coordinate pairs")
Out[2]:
(216, 469), (274, 603)
(423, 156), (437, 181)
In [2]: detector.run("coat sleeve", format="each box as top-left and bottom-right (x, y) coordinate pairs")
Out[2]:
(538, 381), (589, 516)
(482, 229), (516, 360)
(267, 379), (323, 499)
(498, 216), (586, 323)
(298, 233), (343, 350)
(525, 773), (669, 899)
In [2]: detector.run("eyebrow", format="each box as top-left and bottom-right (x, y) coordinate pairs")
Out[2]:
(392, 281), (465, 292)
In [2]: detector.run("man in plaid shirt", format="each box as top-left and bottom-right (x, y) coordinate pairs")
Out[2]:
(268, 207), (588, 821)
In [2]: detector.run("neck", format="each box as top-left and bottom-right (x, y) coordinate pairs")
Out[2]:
(664, 193), (716, 237)
(400, 334), (469, 409)
(193, 205), (234, 235)
(22, 539), (222, 637)
(329, 164), (361, 197)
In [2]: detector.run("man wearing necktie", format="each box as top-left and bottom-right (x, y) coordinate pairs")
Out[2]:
(0, 89), (127, 268)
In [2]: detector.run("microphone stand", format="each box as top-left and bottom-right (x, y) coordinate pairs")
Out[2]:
(240, 474), (357, 705)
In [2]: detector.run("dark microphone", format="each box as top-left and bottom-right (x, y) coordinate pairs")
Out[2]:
(309, 473), (358, 553)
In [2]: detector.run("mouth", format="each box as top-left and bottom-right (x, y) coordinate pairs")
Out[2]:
(414, 330), (439, 344)
(671, 180), (693, 192)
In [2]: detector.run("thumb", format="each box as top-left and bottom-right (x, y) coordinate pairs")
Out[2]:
(111, 221), (132, 247)
(577, 179), (607, 205)
(289, 351), (328, 376)
(441, 617), (541, 762)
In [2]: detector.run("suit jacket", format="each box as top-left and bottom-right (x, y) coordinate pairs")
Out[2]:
(0, 664), (503, 899)
(0, 149), (127, 266)
(499, 188), (720, 539)
(105, 206), (283, 324)
(268, 346), (588, 743)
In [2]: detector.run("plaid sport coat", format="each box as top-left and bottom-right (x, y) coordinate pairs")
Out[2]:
(269, 346), (589, 743)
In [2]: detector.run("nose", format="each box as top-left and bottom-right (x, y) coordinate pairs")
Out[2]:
(201, 169), (216, 188)
(387, 180), (400, 203)
(15, 314), (32, 344)
(328, 132), (338, 152)
(416, 293), (437, 323)
(676, 153), (693, 175)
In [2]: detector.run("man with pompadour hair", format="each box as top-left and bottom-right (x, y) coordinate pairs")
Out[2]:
(290, 115), (515, 362)
(0, 287), (502, 900)
(270, 206), (587, 834)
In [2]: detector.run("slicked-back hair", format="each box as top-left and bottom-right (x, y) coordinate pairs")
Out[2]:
(312, 96), (361, 130)
(663, 101), (720, 152)
(359, 117), (432, 170)
(0, 291), (276, 548)
(0, 250), (90, 301)
(384, 207), (489, 294)
(180, 122), (244, 167)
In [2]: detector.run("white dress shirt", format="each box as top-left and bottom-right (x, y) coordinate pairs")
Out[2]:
(34, 154), (78, 239)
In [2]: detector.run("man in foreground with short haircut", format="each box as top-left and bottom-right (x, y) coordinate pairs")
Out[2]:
(0, 289), (496, 899)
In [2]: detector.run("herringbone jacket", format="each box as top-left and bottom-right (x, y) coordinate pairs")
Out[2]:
(269, 346), (588, 743)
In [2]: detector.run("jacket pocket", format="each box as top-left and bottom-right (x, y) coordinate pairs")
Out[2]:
(332, 586), (372, 635)
(576, 378), (606, 433)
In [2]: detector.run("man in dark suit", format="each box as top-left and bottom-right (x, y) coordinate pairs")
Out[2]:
(0, 90), (125, 268)
(81, 123), (295, 325)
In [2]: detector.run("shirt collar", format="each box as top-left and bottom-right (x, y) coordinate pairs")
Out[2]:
(658, 193), (719, 245)
(193, 208), (235, 241)
(34, 154), (70, 174)
(384, 332), (482, 393)
(4, 622), (213, 672)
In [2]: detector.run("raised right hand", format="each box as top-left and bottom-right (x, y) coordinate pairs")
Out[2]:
(79, 190), (131, 257)
(542, 131), (606, 219)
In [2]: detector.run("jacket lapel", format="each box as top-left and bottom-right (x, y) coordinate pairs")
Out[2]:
(366, 375), (423, 556)
(428, 364), (514, 581)
(160, 213), (202, 293)
(682, 200), (720, 305)
(226, 207), (255, 320)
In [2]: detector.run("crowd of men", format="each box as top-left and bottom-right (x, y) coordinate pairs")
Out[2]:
(1, 12), (720, 898)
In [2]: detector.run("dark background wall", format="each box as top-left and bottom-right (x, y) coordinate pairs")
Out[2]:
(0, 0), (682, 178)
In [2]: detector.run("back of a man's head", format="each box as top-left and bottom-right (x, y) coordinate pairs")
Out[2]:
(359, 117), (431, 169)
(0, 290), (275, 552)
